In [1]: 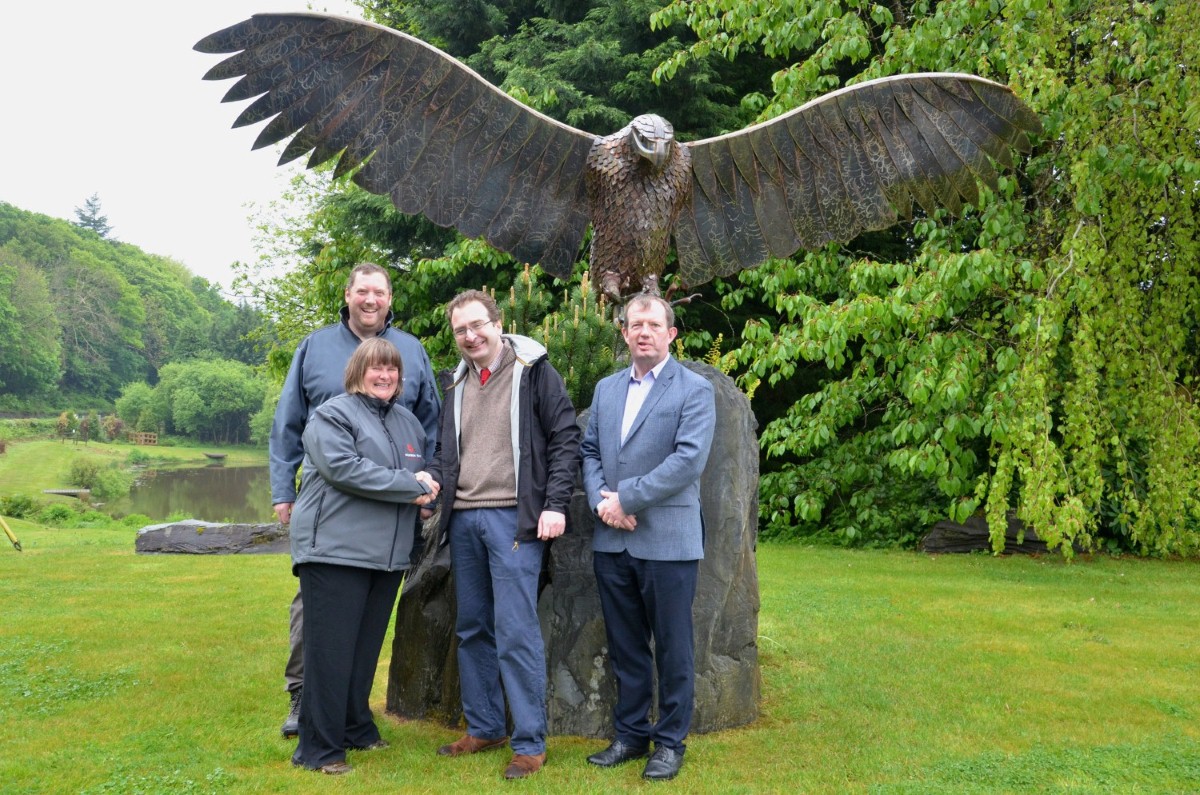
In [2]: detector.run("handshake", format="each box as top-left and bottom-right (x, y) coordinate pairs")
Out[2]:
(413, 471), (441, 507)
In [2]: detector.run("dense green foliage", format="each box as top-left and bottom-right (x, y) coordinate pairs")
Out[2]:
(0, 492), (41, 519)
(0, 250), (61, 396)
(363, 0), (778, 138)
(0, 202), (274, 406)
(655, 0), (1199, 557)
(67, 457), (133, 500)
(114, 359), (267, 444)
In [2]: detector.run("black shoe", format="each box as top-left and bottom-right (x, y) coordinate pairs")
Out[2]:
(281, 688), (302, 738)
(587, 739), (650, 767)
(642, 746), (684, 781)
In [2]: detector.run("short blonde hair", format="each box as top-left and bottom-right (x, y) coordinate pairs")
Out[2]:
(344, 338), (404, 396)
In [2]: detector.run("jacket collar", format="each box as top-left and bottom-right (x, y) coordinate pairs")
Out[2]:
(354, 391), (398, 415)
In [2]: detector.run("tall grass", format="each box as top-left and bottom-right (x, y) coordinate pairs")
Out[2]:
(1, 523), (1197, 794)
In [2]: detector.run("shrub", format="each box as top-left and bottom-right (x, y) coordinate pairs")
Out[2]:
(0, 417), (58, 441)
(84, 411), (100, 442)
(119, 513), (153, 530)
(90, 467), (133, 501)
(37, 503), (79, 526)
(68, 458), (103, 490)
(68, 457), (132, 500)
(56, 411), (79, 441)
(0, 493), (42, 519)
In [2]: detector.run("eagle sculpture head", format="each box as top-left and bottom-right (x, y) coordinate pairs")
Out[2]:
(628, 114), (675, 172)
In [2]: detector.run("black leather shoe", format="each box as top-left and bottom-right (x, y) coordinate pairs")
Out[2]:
(587, 739), (650, 767)
(642, 746), (684, 781)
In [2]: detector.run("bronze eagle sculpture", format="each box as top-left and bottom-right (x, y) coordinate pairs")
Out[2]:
(195, 12), (1042, 301)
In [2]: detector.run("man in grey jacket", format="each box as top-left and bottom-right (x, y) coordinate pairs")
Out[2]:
(426, 289), (580, 780)
(581, 294), (715, 781)
(269, 262), (440, 738)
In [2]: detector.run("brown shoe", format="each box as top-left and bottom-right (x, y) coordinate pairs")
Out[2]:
(316, 761), (353, 775)
(503, 753), (546, 780)
(437, 734), (509, 756)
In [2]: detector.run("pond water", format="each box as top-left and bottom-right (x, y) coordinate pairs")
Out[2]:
(105, 464), (275, 523)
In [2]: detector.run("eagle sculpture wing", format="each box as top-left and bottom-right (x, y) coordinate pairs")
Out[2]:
(194, 12), (595, 280)
(197, 13), (1041, 297)
(675, 74), (1043, 287)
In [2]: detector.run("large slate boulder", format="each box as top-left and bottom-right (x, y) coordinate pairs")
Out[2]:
(135, 520), (289, 554)
(387, 362), (761, 736)
(385, 519), (462, 724)
(920, 513), (1051, 554)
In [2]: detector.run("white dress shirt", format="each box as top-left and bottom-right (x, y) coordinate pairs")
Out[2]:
(621, 356), (670, 444)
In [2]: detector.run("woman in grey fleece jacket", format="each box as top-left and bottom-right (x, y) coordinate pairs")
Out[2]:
(288, 338), (439, 775)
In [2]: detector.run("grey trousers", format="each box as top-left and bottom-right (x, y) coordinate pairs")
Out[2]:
(285, 585), (303, 692)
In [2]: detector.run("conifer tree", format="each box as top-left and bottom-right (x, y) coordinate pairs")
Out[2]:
(73, 193), (112, 238)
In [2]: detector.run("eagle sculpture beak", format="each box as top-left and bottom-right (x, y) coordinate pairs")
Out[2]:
(630, 114), (674, 172)
(635, 137), (671, 170)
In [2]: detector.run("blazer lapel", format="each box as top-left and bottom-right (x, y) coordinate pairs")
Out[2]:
(602, 372), (631, 458)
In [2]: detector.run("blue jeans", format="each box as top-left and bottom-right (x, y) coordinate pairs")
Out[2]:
(450, 507), (547, 755)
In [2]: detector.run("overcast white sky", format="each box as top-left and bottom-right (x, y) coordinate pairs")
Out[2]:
(0, 1), (360, 294)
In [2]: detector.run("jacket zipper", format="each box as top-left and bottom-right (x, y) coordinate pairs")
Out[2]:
(380, 407), (405, 569)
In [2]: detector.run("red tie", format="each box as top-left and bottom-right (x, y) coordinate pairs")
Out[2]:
(480, 367), (490, 386)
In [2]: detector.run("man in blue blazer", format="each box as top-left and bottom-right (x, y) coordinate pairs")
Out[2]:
(581, 294), (716, 781)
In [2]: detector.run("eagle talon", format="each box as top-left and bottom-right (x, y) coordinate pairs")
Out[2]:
(600, 271), (624, 305)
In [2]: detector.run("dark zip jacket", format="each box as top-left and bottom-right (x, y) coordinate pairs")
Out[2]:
(428, 335), (581, 545)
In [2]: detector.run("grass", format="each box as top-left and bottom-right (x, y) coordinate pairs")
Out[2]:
(0, 520), (1196, 794)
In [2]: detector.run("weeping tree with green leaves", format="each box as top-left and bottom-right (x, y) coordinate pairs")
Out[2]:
(658, 0), (1199, 556)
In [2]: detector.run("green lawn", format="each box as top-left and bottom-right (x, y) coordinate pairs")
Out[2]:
(1, 522), (1196, 794)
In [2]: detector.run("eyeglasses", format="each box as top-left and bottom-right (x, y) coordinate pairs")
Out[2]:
(452, 319), (494, 338)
